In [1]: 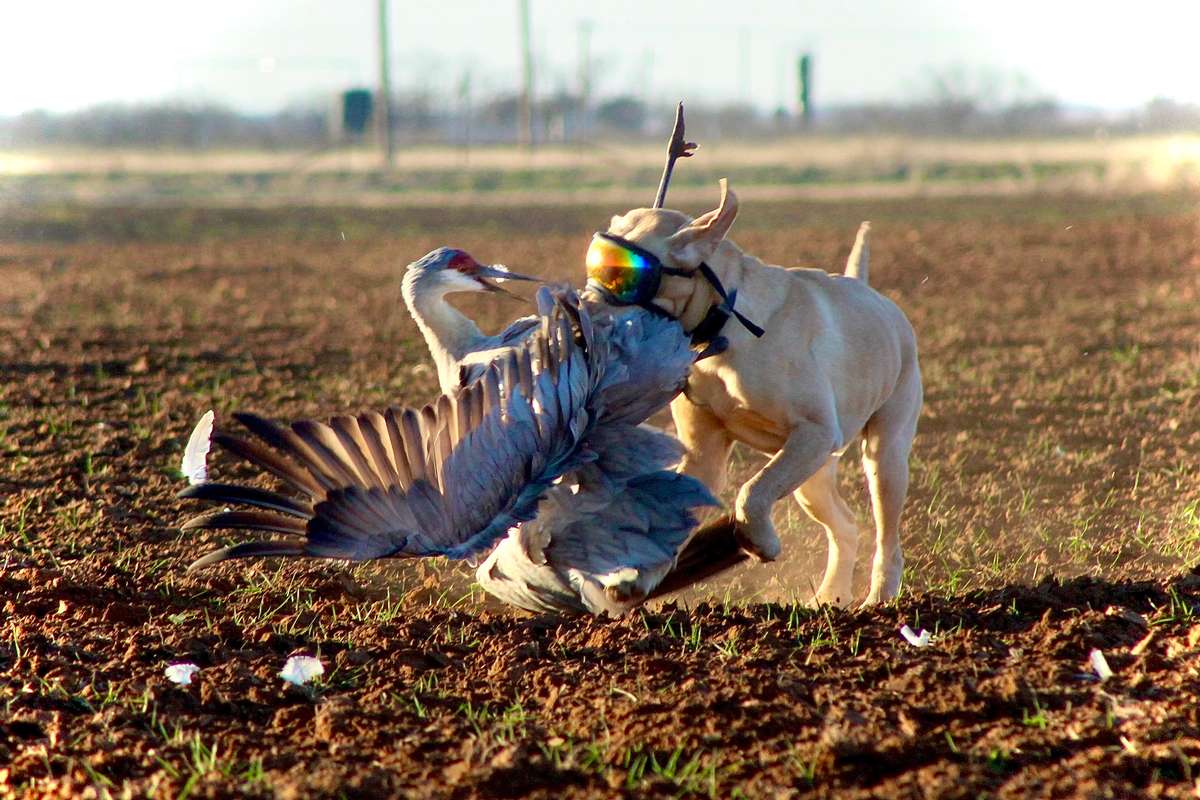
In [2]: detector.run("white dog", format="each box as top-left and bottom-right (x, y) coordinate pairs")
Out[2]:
(588, 180), (922, 607)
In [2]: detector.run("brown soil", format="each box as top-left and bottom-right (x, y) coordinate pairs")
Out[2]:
(2, 193), (1199, 798)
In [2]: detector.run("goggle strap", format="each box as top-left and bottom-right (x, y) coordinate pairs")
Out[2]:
(697, 263), (765, 338)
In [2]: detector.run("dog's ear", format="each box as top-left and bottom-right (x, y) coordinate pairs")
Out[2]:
(666, 179), (738, 268)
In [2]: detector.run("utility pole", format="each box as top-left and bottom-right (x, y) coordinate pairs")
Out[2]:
(577, 19), (593, 137)
(377, 0), (394, 167)
(639, 49), (654, 119)
(458, 69), (473, 164)
(738, 28), (750, 101)
(517, 0), (534, 147)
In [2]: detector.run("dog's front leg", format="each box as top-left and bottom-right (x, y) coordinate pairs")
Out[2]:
(735, 421), (838, 562)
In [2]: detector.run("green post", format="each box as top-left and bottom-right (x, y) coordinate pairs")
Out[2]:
(798, 53), (813, 128)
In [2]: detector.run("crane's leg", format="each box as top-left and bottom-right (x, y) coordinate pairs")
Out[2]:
(860, 369), (922, 606)
(670, 395), (733, 495)
(793, 456), (861, 607)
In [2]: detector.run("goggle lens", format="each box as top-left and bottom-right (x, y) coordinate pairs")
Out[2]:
(585, 234), (660, 305)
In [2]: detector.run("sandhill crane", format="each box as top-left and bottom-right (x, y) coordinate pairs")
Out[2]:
(402, 248), (542, 395)
(403, 104), (695, 397)
(179, 288), (744, 616)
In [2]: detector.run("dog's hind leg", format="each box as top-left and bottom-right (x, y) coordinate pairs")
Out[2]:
(860, 369), (922, 606)
(794, 456), (861, 608)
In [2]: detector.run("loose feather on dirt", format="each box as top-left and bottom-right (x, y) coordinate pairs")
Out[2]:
(180, 410), (214, 485)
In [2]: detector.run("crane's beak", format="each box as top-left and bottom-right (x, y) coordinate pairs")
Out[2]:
(475, 264), (541, 299)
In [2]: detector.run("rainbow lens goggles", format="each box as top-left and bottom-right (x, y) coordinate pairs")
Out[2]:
(585, 230), (766, 341)
(585, 232), (691, 307)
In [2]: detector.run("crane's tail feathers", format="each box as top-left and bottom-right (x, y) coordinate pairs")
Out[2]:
(187, 540), (306, 572)
(844, 221), (870, 283)
(181, 510), (309, 537)
(648, 515), (747, 599)
(177, 482), (313, 518)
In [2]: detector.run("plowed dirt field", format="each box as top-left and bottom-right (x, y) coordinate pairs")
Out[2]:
(2, 193), (1199, 798)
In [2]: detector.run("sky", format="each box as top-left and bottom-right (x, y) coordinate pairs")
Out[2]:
(2, 0), (1197, 116)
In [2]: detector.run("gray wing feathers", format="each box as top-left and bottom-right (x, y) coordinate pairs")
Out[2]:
(178, 482), (312, 517)
(183, 509), (308, 537)
(185, 290), (605, 568)
(458, 315), (540, 387)
(583, 424), (685, 481)
(189, 540), (306, 571)
(592, 311), (695, 425)
(544, 473), (716, 577)
(209, 433), (324, 496)
(357, 410), (402, 487)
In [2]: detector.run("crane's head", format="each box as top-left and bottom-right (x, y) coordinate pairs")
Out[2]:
(406, 248), (540, 298)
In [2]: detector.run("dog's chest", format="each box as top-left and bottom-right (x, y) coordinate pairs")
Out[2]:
(683, 363), (787, 450)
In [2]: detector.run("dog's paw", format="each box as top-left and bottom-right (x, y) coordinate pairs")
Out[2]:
(862, 558), (903, 607)
(810, 590), (853, 609)
(860, 583), (900, 608)
(733, 518), (781, 563)
(813, 570), (856, 608)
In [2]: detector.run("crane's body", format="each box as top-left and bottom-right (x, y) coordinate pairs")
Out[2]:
(180, 287), (740, 615)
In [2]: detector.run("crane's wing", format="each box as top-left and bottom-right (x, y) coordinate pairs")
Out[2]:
(183, 291), (603, 569)
(458, 286), (694, 421)
(458, 314), (541, 388)
(589, 308), (697, 426)
(476, 472), (715, 616)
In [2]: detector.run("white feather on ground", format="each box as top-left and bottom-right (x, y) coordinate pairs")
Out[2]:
(181, 410), (214, 485)
(900, 624), (932, 648)
(278, 655), (324, 685)
(164, 663), (201, 685)
(1089, 648), (1113, 682)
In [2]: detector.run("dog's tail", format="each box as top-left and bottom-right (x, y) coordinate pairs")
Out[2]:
(844, 221), (870, 283)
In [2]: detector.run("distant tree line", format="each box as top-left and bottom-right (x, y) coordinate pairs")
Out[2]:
(2, 93), (1197, 149)
(2, 103), (327, 149)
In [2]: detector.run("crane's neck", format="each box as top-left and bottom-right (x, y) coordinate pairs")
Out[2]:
(403, 273), (485, 393)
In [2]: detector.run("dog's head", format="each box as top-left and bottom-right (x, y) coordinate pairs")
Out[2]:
(603, 179), (739, 322)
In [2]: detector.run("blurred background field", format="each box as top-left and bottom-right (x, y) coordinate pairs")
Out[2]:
(4, 134), (1199, 206)
(3, 2), (1200, 208)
